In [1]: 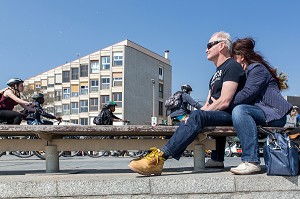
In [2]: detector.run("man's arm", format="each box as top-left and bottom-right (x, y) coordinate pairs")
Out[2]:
(112, 114), (125, 122)
(201, 90), (211, 111)
(206, 81), (238, 111)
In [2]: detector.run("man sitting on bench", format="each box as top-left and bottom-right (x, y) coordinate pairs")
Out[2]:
(128, 31), (245, 176)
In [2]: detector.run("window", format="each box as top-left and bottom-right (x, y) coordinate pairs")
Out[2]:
(48, 77), (54, 88)
(62, 104), (70, 115)
(159, 101), (164, 116)
(159, 67), (163, 80)
(80, 100), (88, 112)
(55, 105), (62, 116)
(47, 107), (54, 115)
(80, 118), (88, 125)
(35, 84), (41, 89)
(159, 83), (163, 98)
(63, 88), (70, 99)
(62, 71), (70, 82)
(71, 68), (79, 80)
(70, 119), (78, 124)
(101, 77), (110, 90)
(55, 90), (62, 101)
(90, 98), (98, 112)
(41, 79), (47, 90)
(101, 95), (109, 108)
(112, 73), (122, 87)
(80, 82), (88, 95)
(101, 56), (110, 70)
(71, 102), (79, 114)
(80, 64), (88, 77)
(113, 77), (122, 87)
(90, 61), (99, 73)
(113, 52), (123, 66)
(71, 85), (79, 97)
(47, 92), (54, 100)
(90, 79), (99, 92)
(55, 74), (62, 85)
(113, 92), (122, 107)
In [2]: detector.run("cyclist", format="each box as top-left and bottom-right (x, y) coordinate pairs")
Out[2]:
(295, 106), (300, 127)
(0, 78), (35, 124)
(94, 101), (125, 125)
(25, 93), (62, 125)
(169, 84), (202, 124)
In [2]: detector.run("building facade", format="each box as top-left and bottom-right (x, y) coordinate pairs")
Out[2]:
(24, 40), (172, 125)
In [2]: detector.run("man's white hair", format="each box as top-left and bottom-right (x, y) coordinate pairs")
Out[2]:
(211, 31), (232, 54)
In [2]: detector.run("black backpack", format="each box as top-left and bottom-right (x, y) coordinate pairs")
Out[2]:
(93, 108), (111, 125)
(165, 91), (183, 110)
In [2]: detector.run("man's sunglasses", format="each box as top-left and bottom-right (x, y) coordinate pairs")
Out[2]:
(207, 40), (224, 49)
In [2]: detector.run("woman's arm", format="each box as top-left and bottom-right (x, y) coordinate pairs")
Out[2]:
(230, 65), (270, 106)
(4, 89), (35, 111)
(4, 89), (30, 106)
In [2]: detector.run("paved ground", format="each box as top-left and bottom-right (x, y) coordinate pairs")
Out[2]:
(2, 155), (299, 199)
(0, 154), (265, 175)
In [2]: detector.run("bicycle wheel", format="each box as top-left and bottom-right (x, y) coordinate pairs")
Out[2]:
(126, 150), (147, 158)
(61, 151), (82, 157)
(85, 150), (109, 158)
(12, 151), (35, 158)
(0, 151), (6, 157)
(33, 150), (65, 160)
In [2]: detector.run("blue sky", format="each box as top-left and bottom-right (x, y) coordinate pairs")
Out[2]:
(0, 0), (299, 101)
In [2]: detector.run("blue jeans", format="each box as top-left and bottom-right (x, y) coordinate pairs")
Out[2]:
(231, 104), (287, 163)
(161, 110), (232, 160)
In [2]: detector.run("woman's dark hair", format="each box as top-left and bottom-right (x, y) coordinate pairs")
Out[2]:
(232, 37), (288, 90)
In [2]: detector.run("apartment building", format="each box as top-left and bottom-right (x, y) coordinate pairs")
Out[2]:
(24, 40), (172, 125)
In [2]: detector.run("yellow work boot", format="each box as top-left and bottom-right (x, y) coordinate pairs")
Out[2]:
(128, 147), (165, 176)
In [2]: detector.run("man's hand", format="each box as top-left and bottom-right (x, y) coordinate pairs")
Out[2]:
(56, 116), (62, 122)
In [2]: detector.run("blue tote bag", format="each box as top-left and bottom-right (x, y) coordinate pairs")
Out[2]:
(262, 128), (299, 176)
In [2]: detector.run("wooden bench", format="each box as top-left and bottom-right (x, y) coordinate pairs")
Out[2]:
(0, 125), (281, 173)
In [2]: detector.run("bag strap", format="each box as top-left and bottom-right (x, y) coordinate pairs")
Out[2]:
(257, 126), (279, 147)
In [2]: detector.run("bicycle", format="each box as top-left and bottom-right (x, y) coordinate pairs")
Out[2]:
(0, 118), (38, 158)
(24, 108), (63, 159)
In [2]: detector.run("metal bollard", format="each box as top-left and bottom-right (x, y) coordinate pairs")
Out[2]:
(45, 145), (59, 173)
(194, 144), (205, 171)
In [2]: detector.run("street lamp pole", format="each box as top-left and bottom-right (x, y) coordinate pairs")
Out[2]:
(151, 79), (155, 117)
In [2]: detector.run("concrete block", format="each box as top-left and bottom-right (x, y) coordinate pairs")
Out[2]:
(132, 195), (188, 199)
(189, 193), (232, 199)
(57, 178), (150, 196)
(232, 191), (300, 199)
(0, 180), (57, 198)
(235, 175), (300, 192)
(149, 176), (235, 195)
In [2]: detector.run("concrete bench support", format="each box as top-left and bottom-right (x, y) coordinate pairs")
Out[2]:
(45, 145), (59, 173)
(193, 144), (205, 171)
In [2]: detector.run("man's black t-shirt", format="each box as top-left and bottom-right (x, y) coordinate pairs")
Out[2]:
(208, 58), (245, 105)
